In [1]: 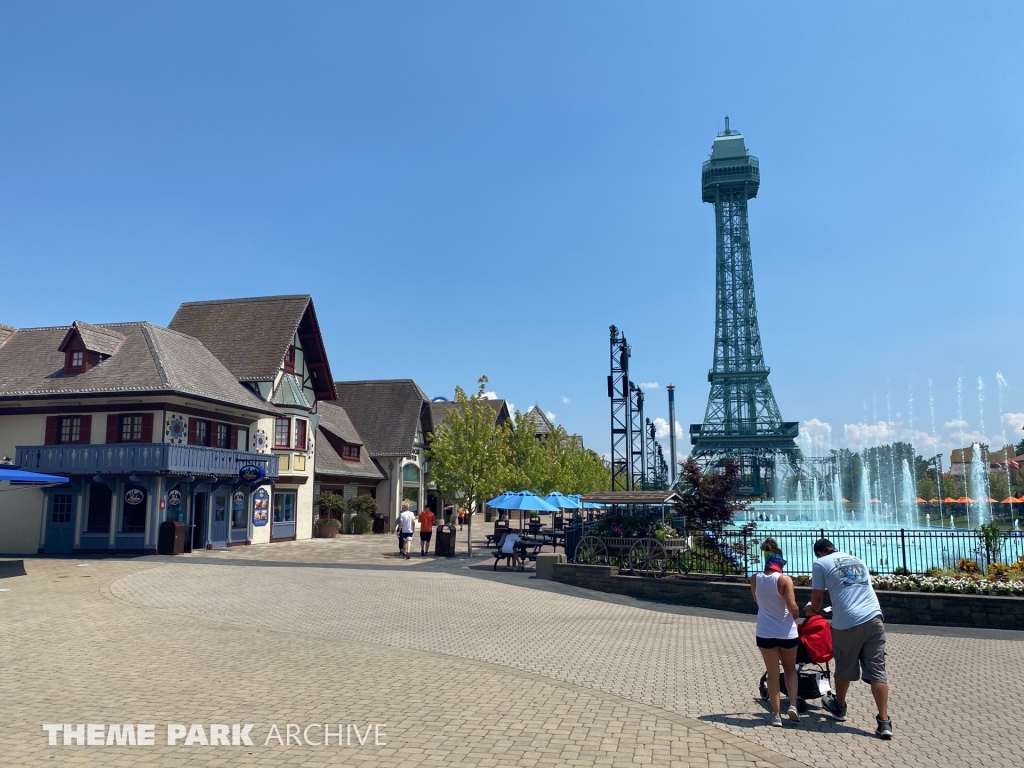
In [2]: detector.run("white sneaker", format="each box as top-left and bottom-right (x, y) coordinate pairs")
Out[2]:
(787, 706), (800, 724)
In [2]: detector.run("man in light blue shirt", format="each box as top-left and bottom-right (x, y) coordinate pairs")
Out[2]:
(806, 538), (892, 739)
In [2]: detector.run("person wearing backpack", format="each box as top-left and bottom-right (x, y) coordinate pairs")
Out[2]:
(750, 552), (802, 727)
(806, 538), (892, 740)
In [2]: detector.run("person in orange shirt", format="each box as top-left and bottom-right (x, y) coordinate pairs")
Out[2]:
(418, 506), (436, 556)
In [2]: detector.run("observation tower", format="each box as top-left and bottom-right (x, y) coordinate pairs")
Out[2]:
(689, 118), (799, 495)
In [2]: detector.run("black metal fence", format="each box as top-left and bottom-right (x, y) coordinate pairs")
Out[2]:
(565, 515), (1024, 576)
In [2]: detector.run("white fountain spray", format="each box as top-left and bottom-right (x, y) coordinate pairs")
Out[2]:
(997, 373), (1014, 517)
(901, 458), (916, 528)
(970, 443), (991, 524)
(957, 376), (968, 527)
(886, 385), (899, 524)
(928, 380), (944, 524)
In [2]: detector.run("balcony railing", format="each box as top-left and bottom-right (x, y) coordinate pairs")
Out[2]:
(15, 443), (280, 479)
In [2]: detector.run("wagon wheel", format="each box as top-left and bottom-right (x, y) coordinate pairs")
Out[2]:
(629, 538), (668, 577)
(575, 536), (609, 565)
(667, 542), (693, 574)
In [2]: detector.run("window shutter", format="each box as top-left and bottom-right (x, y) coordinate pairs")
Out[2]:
(141, 413), (154, 443)
(188, 418), (198, 445)
(230, 426), (238, 450)
(79, 415), (92, 444)
(44, 416), (58, 445)
(106, 415), (118, 443)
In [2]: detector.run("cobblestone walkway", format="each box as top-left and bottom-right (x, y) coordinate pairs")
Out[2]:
(4, 535), (1023, 768)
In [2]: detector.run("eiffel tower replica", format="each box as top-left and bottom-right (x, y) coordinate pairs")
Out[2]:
(689, 118), (799, 496)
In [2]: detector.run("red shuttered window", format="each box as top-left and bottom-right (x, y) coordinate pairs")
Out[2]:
(274, 418), (291, 449)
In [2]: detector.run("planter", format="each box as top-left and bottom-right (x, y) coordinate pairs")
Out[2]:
(317, 523), (340, 539)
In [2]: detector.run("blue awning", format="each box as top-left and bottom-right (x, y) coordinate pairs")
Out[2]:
(0, 466), (69, 491)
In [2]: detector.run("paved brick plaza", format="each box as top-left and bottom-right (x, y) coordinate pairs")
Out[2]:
(2, 533), (1022, 768)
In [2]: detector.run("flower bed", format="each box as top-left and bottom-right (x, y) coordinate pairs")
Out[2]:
(870, 574), (1024, 596)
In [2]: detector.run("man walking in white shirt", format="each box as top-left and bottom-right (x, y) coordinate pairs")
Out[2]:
(395, 504), (416, 560)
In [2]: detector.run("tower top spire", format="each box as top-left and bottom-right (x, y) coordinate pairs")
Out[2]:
(724, 116), (731, 135)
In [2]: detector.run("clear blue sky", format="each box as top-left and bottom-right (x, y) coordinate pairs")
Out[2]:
(2, 2), (1023, 465)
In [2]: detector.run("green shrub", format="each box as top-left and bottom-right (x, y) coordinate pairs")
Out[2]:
(348, 494), (378, 517)
(349, 515), (372, 535)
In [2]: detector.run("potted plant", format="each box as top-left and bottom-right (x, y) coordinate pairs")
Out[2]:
(316, 517), (340, 538)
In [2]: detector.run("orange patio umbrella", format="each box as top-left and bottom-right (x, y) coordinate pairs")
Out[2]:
(943, 497), (957, 503)
(956, 497), (971, 504)
(870, 498), (882, 503)
(1000, 497), (1016, 504)
(928, 498), (939, 503)
(988, 497), (999, 504)
(916, 497), (928, 503)
(841, 498), (850, 503)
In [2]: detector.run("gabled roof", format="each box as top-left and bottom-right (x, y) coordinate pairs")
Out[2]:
(333, 379), (430, 456)
(169, 295), (336, 400)
(523, 405), (554, 436)
(58, 320), (126, 356)
(0, 322), (275, 413)
(0, 324), (17, 346)
(314, 401), (385, 481)
(430, 399), (511, 431)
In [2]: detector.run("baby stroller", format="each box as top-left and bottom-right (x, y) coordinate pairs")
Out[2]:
(758, 610), (834, 713)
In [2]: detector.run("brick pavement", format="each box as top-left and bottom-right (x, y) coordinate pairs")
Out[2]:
(1, 554), (800, 768)
(4, 533), (1023, 767)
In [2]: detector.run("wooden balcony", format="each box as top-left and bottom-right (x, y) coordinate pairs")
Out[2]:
(15, 443), (280, 479)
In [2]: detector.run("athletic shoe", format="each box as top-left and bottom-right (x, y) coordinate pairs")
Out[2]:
(787, 706), (800, 724)
(876, 716), (893, 740)
(822, 696), (847, 721)
(771, 714), (783, 728)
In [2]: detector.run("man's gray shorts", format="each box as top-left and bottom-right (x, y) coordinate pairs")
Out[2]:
(832, 615), (887, 684)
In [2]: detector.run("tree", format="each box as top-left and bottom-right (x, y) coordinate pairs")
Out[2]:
(425, 376), (505, 556)
(499, 409), (548, 494)
(674, 457), (752, 538)
(989, 470), (1010, 503)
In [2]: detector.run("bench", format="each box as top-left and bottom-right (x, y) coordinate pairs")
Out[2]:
(485, 521), (511, 548)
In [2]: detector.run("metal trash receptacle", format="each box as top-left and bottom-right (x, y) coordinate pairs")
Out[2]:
(434, 524), (456, 557)
(158, 520), (186, 555)
(372, 513), (387, 534)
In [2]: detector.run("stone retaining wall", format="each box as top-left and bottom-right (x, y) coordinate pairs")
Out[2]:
(551, 564), (1024, 631)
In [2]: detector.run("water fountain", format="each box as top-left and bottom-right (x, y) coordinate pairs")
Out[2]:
(969, 443), (991, 525)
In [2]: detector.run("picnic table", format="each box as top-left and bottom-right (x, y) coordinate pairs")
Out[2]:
(491, 537), (553, 571)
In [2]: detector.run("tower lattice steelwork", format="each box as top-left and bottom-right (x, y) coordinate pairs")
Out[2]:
(689, 118), (799, 495)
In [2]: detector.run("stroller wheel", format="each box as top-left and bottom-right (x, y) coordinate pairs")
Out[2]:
(758, 672), (769, 700)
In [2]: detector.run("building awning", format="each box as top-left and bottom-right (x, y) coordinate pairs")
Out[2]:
(0, 466), (69, 492)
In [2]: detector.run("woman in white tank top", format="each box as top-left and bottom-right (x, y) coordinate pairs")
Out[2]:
(750, 546), (802, 726)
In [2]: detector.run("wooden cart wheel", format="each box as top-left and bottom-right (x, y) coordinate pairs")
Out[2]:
(575, 536), (608, 565)
(629, 538), (668, 577)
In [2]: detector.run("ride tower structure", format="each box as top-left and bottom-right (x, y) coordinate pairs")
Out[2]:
(689, 118), (800, 495)
(608, 326), (632, 491)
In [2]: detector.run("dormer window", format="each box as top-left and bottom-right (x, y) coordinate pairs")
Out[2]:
(58, 320), (126, 376)
(341, 443), (361, 461)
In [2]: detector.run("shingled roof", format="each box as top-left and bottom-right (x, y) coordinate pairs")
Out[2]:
(523, 405), (554, 436)
(430, 399), (511, 431)
(58, 320), (126, 356)
(168, 295), (335, 399)
(0, 324), (18, 346)
(333, 379), (430, 457)
(314, 401), (385, 481)
(0, 323), (275, 413)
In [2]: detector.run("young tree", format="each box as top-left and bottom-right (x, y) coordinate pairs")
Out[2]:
(426, 376), (505, 556)
(674, 457), (752, 538)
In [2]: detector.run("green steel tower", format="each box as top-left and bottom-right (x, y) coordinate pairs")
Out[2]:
(689, 118), (799, 495)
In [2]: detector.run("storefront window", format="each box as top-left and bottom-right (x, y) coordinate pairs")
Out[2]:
(86, 483), (112, 532)
(121, 485), (147, 533)
(214, 494), (227, 523)
(273, 492), (296, 523)
(231, 491), (247, 528)
(51, 494), (73, 524)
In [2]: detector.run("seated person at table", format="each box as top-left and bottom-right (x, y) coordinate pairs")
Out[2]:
(501, 531), (523, 568)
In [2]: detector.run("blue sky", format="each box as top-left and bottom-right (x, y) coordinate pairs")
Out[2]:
(2, 2), (1023, 465)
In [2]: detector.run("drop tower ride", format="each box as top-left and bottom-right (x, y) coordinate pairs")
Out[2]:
(688, 118), (799, 496)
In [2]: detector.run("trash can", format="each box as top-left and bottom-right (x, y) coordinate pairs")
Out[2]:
(434, 524), (456, 557)
(372, 513), (387, 534)
(158, 520), (186, 555)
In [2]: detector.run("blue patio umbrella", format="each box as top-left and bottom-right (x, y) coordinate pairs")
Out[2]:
(488, 490), (559, 531)
(486, 491), (514, 507)
(0, 466), (69, 492)
(544, 492), (582, 510)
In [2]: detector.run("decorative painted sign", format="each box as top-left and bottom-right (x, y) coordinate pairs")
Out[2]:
(252, 488), (269, 526)
(125, 488), (145, 506)
(253, 429), (269, 453)
(233, 491), (245, 509)
(238, 464), (265, 483)
(167, 489), (181, 507)
(165, 414), (187, 444)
